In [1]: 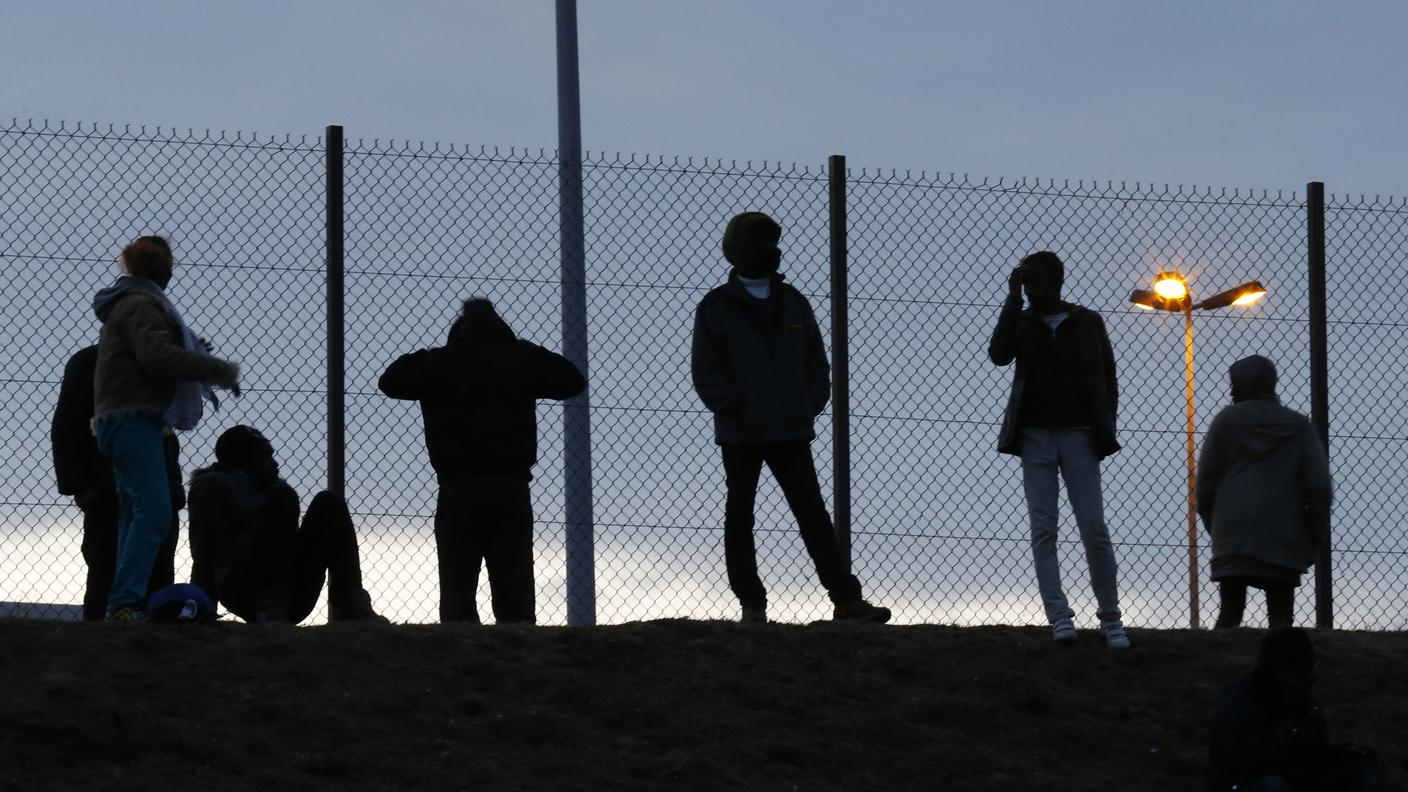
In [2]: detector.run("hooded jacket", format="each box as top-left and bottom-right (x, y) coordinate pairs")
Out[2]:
(377, 302), (586, 481)
(988, 295), (1120, 458)
(691, 270), (830, 446)
(1196, 356), (1332, 578)
(92, 277), (234, 425)
(188, 462), (298, 619)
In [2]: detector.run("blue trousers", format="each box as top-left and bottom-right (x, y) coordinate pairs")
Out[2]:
(95, 416), (173, 613)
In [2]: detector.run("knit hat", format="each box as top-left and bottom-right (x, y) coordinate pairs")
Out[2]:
(721, 212), (782, 270)
(1230, 355), (1278, 403)
(214, 425), (272, 467)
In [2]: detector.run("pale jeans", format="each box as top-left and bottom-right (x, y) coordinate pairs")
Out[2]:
(1020, 428), (1121, 625)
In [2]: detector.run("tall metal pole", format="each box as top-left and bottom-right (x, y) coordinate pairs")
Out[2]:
(1183, 307), (1199, 629)
(557, 0), (594, 626)
(827, 155), (851, 571)
(325, 124), (345, 496)
(1307, 181), (1332, 628)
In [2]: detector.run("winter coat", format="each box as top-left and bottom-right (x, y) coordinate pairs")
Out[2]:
(690, 271), (830, 446)
(1205, 675), (1328, 791)
(188, 462), (297, 617)
(1196, 360), (1331, 580)
(988, 296), (1120, 458)
(92, 278), (234, 425)
(377, 304), (586, 481)
(52, 345), (185, 508)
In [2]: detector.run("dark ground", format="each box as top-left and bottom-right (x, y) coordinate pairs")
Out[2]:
(0, 620), (1403, 792)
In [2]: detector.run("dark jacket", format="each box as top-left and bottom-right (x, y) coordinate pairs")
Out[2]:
(1197, 359), (1332, 580)
(188, 463), (297, 616)
(52, 344), (184, 509)
(1206, 675), (1328, 791)
(988, 296), (1119, 458)
(691, 271), (830, 446)
(377, 306), (586, 481)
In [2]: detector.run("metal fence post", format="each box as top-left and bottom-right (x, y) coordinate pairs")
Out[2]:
(1307, 181), (1332, 629)
(828, 155), (851, 570)
(326, 124), (345, 496)
(557, 0), (595, 626)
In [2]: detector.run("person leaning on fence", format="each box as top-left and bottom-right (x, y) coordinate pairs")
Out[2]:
(1205, 628), (1389, 792)
(51, 343), (184, 621)
(91, 236), (240, 622)
(188, 426), (384, 624)
(691, 211), (890, 625)
(1197, 355), (1331, 630)
(378, 298), (586, 625)
(988, 250), (1128, 648)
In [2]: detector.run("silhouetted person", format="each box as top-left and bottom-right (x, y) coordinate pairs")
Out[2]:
(692, 212), (890, 624)
(988, 251), (1127, 648)
(188, 426), (383, 624)
(378, 299), (585, 624)
(52, 344), (183, 621)
(93, 235), (240, 621)
(1206, 629), (1389, 791)
(1198, 355), (1331, 630)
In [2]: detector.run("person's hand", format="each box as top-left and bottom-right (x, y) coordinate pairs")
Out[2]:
(74, 488), (101, 510)
(198, 335), (214, 354)
(1007, 266), (1025, 299)
(214, 361), (242, 397)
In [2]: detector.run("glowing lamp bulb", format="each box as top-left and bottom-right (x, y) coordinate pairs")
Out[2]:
(1153, 272), (1188, 301)
(1231, 288), (1266, 307)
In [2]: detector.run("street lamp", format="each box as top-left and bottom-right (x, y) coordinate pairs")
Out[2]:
(1129, 271), (1267, 629)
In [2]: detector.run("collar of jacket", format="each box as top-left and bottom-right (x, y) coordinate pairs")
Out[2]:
(723, 269), (786, 301)
(1022, 301), (1089, 323)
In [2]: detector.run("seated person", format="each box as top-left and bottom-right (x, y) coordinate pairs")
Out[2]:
(1206, 628), (1388, 792)
(189, 425), (384, 624)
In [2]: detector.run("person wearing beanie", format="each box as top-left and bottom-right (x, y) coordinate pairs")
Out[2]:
(1197, 355), (1332, 629)
(1206, 628), (1388, 791)
(691, 211), (890, 624)
(187, 425), (384, 624)
(378, 298), (585, 624)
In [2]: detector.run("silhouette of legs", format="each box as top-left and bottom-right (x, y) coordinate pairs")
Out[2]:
(95, 416), (173, 614)
(1021, 429), (1072, 623)
(1055, 429), (1120, 624)
(1217, 578), (1295, 629)
(434, 477), (535, 624)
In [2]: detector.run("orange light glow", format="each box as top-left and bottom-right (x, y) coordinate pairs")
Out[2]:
(1153, 272), (1188, 301)
(1231, 289), (1266, 307)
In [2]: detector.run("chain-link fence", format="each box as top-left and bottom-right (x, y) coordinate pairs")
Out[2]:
(2, 118), (1404, 629)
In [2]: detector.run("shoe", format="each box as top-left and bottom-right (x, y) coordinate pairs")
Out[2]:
(1051, 617), (1077, 645)
(740, 605), (767, 624)
(833, 600), (892, 623)
(105, 607), (147, 623)
(329, 588), (389, 623)
(1102, 619), (1131, 650)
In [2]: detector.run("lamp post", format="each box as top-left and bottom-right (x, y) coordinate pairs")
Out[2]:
(1130, 273), (1267, 629)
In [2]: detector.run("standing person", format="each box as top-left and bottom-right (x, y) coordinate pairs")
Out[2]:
(378, 299), (585, 624)
(988, 251), (1128, 648)
(1197, 355), (1332, 630)
(92, 236), (240, 621)
(188, 426), (384, 624)
(691, 211), (890, 624)
(51, 343), (184, 621)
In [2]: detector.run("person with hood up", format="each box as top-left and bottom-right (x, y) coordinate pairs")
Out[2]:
(92, 236), (240, 621)
(188, 425), (384, 624)
(691, 211), (891, 624)
(378, 299), (585, 624)
(988, 250), (1128, 648)
(1197, 355), (1332, 630)
(51, 342), (184, 621)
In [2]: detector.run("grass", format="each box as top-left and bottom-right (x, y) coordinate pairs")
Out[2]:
(0, 620), (1403, 791)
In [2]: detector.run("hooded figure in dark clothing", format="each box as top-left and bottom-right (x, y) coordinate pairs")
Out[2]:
(1206, 628), (1388, 791)
(1197, 355), (1332, 629)
(691, 212), (890, 624)
(378, 299), (586, 624)
(51, 344), (184, 621)
(188, 426), (384, 624)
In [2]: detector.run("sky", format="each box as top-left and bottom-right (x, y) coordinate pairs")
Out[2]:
(3, 1), (1406, 198)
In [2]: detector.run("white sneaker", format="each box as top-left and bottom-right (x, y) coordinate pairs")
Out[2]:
(1102, 619), (1131, 650)
(1051, 617), (1077, 645)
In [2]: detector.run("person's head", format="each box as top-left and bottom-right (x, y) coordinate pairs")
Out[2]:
(214, 425), (279, 487)
(1018, 251), (1064, 311)
(121, 236), (174, 289)
(447, 298), (516, 344)
(1254, 628), (1317, 713)
(1229, 354), (1278, 403)
(722, 212), (783, 279)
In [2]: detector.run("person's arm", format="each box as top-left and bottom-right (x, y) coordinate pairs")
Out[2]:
(802, 299), (831, 416)
(187, 474), (224, 598)
(1097, 314), (1118, 418)
(690, 302), (745, 416)
(1196, 410), (1233, 532)
(164, 431), (185, 512)
(51, 350), (99, 498)
(377, 348), (437, 400)
(987, 272), (1025, 366)
(115, 297), (238, 386)
(509, 341), (587, 400)
(1300, 425), (1333, 550)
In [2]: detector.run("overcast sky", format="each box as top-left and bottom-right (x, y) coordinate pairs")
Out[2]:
(3, 1), (1405, 197)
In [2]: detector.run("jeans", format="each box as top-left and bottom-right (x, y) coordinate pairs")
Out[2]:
(1215, 578), (1294, 630)
(434, 476), (536, 624)
(95, 416), (173, 614)
(79, 491), (177, 621)
(721, 441), (862, 608)
(1020, 428), (1121, 624)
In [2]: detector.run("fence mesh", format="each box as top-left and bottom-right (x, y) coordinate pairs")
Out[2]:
(2, 118), (1404, 629)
